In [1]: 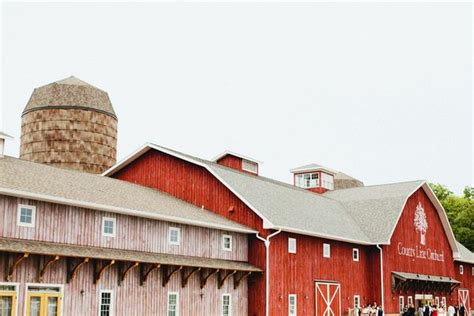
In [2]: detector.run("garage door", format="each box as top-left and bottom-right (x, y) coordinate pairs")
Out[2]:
(315, 281), (341, 316)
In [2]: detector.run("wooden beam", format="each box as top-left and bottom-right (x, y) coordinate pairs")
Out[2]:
(181, 267), (201, 288)
(162, 265), (183, 287)
(119, 262), (139, 286)
(7, 253), (28, 281)
(140, 263), (160, 286)
(200, 269), (219, 289)
(38, 255), (60, 282)
(67, 257), (89, 283)
(218, 270), (237, 289)
(234, 271), (251, 289)
(94, 260), (115, 284)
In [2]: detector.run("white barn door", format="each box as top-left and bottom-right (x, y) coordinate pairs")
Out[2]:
(458, 289), (470, 315)
(315, 282), (341, 316)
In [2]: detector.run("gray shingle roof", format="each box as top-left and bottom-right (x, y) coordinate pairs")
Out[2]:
(455, 241), (474, 264)
(23, 76), (116, 118)
(0, 156), (255, 233)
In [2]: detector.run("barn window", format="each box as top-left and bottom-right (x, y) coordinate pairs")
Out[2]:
(441, 297), (446, 308)
(99, 290), (113, 316)
(102, 217), (116, 237)
(242, 159), (258, 174)
(222, 293), (231, 316)
(288, 294), (297, 316)
(435, 297), (439, 307)
(472, 267), (474, 276)
(352, 248), (359, 262)
(222, 235), (233, 251)
(0, 283), (18, 316)
(460, 265), (464, 275)
(407, 296), (413, 307)
(17, 204), (36, 227)
(167, 292), (179, 316)
(288, 238), (297, 254)
(323, 243), (331, 258)
(354, 295), (360, 308)
(169, 227), (181, 245)
(295, 173), (319, 189)
(399, 296), (404, 313)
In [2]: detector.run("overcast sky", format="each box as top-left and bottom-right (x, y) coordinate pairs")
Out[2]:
(1, 2), (472, 194)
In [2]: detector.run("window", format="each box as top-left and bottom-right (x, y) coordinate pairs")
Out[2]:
(295, 173), (319, 189)
(167, 292), (179, 316)
(352, 248), (359, 262)
(26, 285), (62, 316)
(222, 235), (232, 251)
(472, 266), (474, 276)
(102, 217), (116, 237)
(323, 243), (331, 258)
(288, 238), (296, 254)
(17, 204), (36, 227)
(288, 294), (296, 316)
(321, 173), (334, 190)
(460, 265), (463, 275)
(242, 159), (258, 174)
(399, 296), (404, 313)
(435, 297), (439, 307)
(99, 290), (113, 316)
(0, 283), (18, 316)
(169, 227), (180, 245)
(407, 296), (413, 307)
(222, 294), (231, 316)
(441, 297), (446, 308)
(354, 295), (360, 308)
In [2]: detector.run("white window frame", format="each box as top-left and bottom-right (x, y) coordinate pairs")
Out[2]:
(102, 217), (116, 237)
(17, 204), (36, 227)
(222, 293), (232, 316)
(323, 243), (331, 258)
(288, 238), (297, 254)
(222, 235), (233, 251)
(407, 296), (413, 307)
(354, 295), (360, 308)
(435, 297), (439, 307)
(399, 296), (404, 313)
(25, 283), (64, 316)
(288, 294), (297, 316)
(168, 227), (181, 245)
(242, 159), (258, 174)
(352, 248), (359, 262)
(460, 265), (463, 275)
(472, 266), (474, 276)
(98, 289), (114, 316)
(441, 297), (446, 308)
(167, 291), (179, 316)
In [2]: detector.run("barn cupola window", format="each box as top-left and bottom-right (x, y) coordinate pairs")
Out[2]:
(291, 164), (336, 193)
(213, 151), (260, 176)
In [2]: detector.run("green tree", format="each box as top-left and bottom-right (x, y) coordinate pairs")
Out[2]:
(430, 183), (474, 251)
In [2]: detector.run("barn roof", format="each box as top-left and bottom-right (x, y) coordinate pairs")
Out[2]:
(103, 143), (460, 251)
(455, 241), (474, 264)
(0, 156), (256, 234)
(22, 76), (117, 118)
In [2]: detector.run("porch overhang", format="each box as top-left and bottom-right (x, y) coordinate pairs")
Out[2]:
(392, 271), (460, 294)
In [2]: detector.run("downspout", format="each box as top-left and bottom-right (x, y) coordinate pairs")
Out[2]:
(256, 228), (282, 316)
(376, 244), (384, 309)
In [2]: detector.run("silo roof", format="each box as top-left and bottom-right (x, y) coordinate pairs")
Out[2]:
(22, 76), (116, 119)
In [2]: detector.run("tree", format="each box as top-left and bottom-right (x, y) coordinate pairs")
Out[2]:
(430, 183), (474, 251)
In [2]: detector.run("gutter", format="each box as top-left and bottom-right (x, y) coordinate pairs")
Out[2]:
(256, 229), (282, 316)
(376, 244), (384, 309)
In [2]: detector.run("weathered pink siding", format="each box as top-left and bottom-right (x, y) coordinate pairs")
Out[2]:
(0, 195), (248, 262)
(0, 253), (247, 316)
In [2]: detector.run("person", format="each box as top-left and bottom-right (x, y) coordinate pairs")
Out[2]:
(432, 305), (438, 316)
(378, 305), (384, 316)
(459, 304), (465, 316)
(447, 305), (455, 316)
(424, 304), (431, 316)
(408, 304), (416, 316)
(403, 305), (409, 316)
(419, 304), (426, 316)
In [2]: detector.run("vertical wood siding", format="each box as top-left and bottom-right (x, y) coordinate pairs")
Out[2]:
(0, 253), (247, 316)
(0, 195), (247, 262)
(216, 155), (242, 171)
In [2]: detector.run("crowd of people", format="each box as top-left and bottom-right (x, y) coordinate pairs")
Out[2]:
(401, 303), (468, 316)
(352, 302), (384, 316)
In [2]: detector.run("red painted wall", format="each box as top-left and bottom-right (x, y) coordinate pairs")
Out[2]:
(112, 149), (267, 315)
(216, 155), (242, 171)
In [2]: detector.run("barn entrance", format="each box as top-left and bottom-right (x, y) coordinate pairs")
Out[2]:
(458, 289), (470, 314)
(315, 281), (341, 316)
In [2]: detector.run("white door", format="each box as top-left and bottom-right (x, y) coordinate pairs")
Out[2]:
(458, 289), (470, 315)
(315, 282), (341, 316)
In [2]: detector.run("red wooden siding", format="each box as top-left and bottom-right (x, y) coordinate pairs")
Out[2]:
(383, 188), (462, 313)
(0, 195), (248, 262)
(0, 253), (248, 316)
(216, 155), (242, 171)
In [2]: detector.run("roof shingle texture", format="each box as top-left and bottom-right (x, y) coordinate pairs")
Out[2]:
(23, 76), (116, 118)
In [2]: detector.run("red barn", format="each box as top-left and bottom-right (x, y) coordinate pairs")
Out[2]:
(104, 143), (474, 316)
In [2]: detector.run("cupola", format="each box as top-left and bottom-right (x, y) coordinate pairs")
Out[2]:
(290, 163), (336, 193)
(213, 151), (260, 175)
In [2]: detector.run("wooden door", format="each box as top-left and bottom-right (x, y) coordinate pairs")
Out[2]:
(458, 289), (470, 315)
(315, 282), (341, 316)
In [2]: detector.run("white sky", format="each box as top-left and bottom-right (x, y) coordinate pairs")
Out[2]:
(1, 2), (472, 194)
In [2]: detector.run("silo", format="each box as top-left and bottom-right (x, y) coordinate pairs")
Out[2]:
(20, 76), (118, 174)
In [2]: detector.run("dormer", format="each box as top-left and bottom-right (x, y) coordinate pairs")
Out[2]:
(290, 164), (336, 193)
(213, 151), (260, 175)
